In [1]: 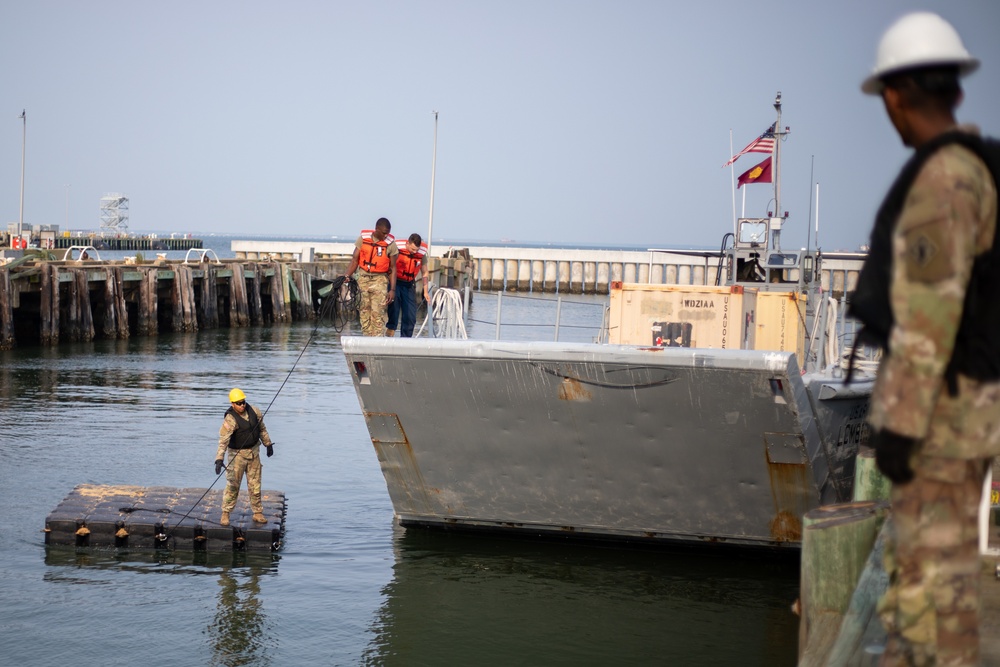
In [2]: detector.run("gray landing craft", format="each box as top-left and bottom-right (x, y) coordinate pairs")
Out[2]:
(343, 93), (875, 549)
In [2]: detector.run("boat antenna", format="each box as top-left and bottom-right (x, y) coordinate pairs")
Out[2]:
(806, 155), (815, 256)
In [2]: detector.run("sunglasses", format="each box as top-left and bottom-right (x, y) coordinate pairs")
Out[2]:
(233, 400), (246, 406)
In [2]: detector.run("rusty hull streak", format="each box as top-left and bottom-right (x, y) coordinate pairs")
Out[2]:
(766, 461), (808, 542)
(557, 377), (593, 401)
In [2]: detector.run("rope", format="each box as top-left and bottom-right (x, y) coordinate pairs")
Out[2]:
(317, 275), (361, 332)
(415, 287), (468, 339)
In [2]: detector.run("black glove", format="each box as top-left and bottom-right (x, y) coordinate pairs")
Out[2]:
(266, 445), (274, 458)
(871, 429), (917, 484)
(215, 459), (224, 475)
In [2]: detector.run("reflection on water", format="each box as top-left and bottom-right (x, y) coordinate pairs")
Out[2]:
(364, 529), (800, 667)
(211, 566), (273, 667)
(44, 547), (280, 667)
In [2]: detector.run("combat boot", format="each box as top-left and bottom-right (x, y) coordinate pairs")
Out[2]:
(220, 512), (230, 526)
(252, 512), (267, 523)
(385, 329), (395, 338)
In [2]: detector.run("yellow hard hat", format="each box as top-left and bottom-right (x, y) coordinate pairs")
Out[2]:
(229, 388), (246, 403)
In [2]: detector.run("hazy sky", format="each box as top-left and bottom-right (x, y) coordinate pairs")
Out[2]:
(2, 1), (998, 251)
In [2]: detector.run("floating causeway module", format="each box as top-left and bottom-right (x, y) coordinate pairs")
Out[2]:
(45, 484), (286, 552)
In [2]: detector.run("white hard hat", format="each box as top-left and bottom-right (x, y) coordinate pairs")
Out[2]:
(862, 11), (979, 95)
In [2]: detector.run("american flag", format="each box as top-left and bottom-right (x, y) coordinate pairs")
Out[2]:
(724, 123), (776, 167)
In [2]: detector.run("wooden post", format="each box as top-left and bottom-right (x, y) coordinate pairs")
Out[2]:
(229, 262), (249, 327)
(824, 519), (892, 666)
(246, 262), (261, 325)
(853, 446), (891, 502)
(138, 267), (158, 336)
(76, 269), (94, 341)
(102, 267), (117, 338)
(178, 265), (197, 332)
(67, 267), (80, 341)
(0, 268), (15, 349)
(798, 500), (889, 666)
(269, 262), (289, 323)
(114, 267), (129, 338)
(40, 263), (55, 345)
(199, 264), (219, 329)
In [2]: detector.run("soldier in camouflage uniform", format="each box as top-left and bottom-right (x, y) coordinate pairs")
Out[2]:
(344, 218), (398, 336)
(215, 388), (275, 525)
(851, 13), (999, 666)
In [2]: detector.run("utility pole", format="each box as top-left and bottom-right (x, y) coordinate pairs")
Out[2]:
(17, 110), (26, 244)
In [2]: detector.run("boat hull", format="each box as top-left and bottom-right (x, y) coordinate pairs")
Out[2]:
(344, 337), (872, 549)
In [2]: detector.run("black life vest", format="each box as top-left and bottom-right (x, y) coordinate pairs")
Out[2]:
(225, 405), (260, 450)
(848, 131), (1000, 394)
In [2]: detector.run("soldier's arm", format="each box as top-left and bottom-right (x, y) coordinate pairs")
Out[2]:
(869, 146), (987, 439)
(217, 414), (236, 460)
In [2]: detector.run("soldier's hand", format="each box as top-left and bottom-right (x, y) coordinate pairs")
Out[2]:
(871, 430), (917, 484)
(215, 459), (224, 475)
(266, 445), (274, 458)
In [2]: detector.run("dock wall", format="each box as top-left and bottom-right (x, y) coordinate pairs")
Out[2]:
(233, 241), (864, 297)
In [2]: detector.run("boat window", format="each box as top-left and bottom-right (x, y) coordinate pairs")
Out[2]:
(766, 252), (799, 267)
(737, 219), (768, 247)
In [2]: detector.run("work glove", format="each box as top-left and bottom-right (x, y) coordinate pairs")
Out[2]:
(215, 459), (224, 475)
(870, 429), (917, 484)
(266, 445), (274, 458)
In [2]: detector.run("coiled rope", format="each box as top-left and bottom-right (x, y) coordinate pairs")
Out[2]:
(415, 287), (468, 339)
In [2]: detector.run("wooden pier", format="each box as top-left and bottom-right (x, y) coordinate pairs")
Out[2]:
(0, 255), (349, 349)
(44, 484), (286, 552)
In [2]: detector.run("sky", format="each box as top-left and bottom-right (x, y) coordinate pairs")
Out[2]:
(1, 1), (998, 252)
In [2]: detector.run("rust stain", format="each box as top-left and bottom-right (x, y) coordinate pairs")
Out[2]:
(766, 459), (811, 542)
(557, 377), (592, 401)
(769, 510), (802, 542)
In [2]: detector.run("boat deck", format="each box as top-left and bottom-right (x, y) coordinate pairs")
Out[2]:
(44, 484), (286, 552)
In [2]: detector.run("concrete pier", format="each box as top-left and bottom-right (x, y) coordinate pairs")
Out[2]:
(231, 240), (865, 296)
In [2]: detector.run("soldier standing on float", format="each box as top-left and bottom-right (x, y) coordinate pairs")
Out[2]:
(215, 388), (275, 526)
(850, 12), (999, 666)
(344, 217), (398, 337)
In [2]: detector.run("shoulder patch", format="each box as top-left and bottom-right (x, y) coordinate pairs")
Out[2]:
(903, 224), (952, 283)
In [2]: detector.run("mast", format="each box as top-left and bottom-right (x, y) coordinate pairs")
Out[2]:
(771, 92), (783, 251)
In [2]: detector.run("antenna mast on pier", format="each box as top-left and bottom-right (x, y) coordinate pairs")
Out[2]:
(99, 193), (129, 236)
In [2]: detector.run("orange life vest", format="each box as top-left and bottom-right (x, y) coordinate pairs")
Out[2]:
(395, 240), (428, 281)
(358, 230), (395, 274)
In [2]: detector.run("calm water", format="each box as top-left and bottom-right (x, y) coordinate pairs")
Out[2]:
(0, 293), (801, 666)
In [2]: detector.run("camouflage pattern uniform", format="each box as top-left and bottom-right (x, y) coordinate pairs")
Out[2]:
(867, 127), (999, 666)
(216, 404), (273, 514)
(356, 272), (391, 337)
(353, 234), (398, 337)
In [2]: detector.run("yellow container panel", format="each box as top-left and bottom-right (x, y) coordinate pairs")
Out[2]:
(754, 291), (806, 357)
(608, 283), (756, 349)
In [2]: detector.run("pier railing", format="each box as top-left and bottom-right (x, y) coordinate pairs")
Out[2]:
(233, 241), (864, 297)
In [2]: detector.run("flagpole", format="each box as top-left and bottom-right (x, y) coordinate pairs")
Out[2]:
(426, 110), (439, 256)
(729, 129), (737, 240)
